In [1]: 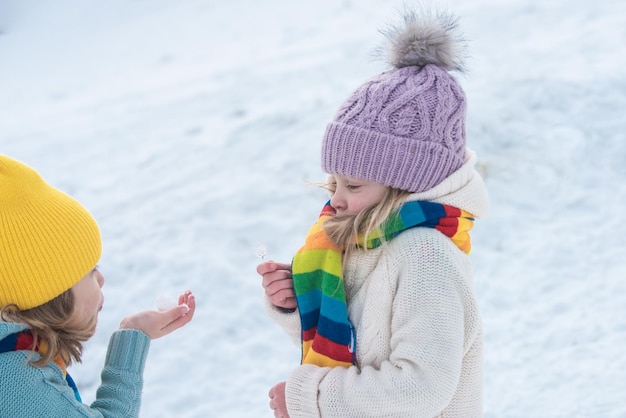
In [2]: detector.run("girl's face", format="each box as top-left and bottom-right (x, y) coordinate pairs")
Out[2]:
(329, 175), (388, 216)
(71, 267), (105, 326)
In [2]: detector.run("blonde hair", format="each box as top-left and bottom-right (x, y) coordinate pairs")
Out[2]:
(0, 289), (96, 367)
(321, 175), (412, 260)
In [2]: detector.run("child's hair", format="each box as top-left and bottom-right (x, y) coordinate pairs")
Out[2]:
(321, 175), (411, 258)
(0, 155), (102, 312)
(1, 155), (102, 367)
(0, 289), (95, 367)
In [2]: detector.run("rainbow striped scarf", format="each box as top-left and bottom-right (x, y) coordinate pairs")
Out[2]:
(0, 330), (82, 402)
(291, 200), (474, 368)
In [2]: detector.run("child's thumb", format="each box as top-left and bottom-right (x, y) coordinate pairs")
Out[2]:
(165, 303), (189, 320)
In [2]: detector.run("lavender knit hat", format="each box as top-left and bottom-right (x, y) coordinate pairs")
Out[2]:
(322, 10), (468, 193)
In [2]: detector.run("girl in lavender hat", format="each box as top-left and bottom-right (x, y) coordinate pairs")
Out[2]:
(257, 8), (489, 418)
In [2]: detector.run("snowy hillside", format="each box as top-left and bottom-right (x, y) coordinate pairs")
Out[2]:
(1, 0), (625, 416)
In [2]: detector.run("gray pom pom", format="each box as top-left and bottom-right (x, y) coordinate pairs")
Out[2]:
(378, 8), (467, 73)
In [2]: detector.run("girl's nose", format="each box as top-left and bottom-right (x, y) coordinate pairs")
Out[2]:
(330, 192), (345, 211)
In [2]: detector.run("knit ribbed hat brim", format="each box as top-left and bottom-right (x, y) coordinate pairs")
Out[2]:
(0, 156), (102, 310)
(322, 120), (464, 193)
(320, 10), (468, 193)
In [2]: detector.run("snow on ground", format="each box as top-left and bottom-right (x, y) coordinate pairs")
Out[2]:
(1, 0), (625, 416)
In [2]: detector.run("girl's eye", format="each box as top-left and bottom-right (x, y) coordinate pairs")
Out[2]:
(346, 184), (360, 191)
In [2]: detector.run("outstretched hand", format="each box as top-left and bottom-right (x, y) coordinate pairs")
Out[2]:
(119, 290), (195, 339)
(257, 261), (296, 310)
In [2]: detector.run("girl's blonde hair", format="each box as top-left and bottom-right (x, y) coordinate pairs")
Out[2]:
(321, 175), (412, 259)
(0, 289), (96, 367)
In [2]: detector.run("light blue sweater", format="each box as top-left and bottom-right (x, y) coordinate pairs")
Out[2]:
(0, 321), (150, 417)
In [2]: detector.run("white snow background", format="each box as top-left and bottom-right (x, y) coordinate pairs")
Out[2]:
(1, 0), (625, 417)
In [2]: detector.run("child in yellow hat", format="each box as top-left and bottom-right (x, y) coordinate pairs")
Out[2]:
(0, 155), (196, 417)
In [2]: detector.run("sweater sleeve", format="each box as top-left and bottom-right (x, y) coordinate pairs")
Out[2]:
(89, 329), (151, 417)
(0, 329), (150, 418)
(285, 231), (472, 417)
(263, 295), (302, 346)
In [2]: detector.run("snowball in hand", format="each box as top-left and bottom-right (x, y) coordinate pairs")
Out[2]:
(156, 294), (178, 311)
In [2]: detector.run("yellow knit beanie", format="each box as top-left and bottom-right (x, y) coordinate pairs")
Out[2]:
(0, 155), (102, 310)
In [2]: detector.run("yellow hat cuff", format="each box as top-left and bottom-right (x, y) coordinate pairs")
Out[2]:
(0, 156), (102, 310)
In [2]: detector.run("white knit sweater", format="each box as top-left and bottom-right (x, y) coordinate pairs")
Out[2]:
(266, 150), (489, 417)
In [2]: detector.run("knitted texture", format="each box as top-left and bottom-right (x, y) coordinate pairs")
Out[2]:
(322, 10), (468, 193)
(292, 203), (354, 368)
(266, 153), (489, 417)
(0, 330), (81, 402)
(0, 155), (102, 309)
(291, 200), (474, 369)
(359, 199), (473, 253)
(0, 322), (150, 417)
(322, 64), (466, 193)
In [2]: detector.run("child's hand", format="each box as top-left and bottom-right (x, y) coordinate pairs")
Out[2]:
(269, 381), (289, 417)
(119, 290), (195, 339)
(257, 261), (296, 310)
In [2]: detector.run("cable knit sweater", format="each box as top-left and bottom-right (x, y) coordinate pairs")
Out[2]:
(265, 150), (489, 417)
(0, 321), (150, 417)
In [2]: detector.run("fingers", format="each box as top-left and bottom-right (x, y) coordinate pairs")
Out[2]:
(262, 271), (292, 292)
(264, 282), (295, 299)
(268, 381), (289, 417)
(263, 273), (297, 309)
(119, 291), (195, 339)
(183, 290), (196, 313)
(159, 292), (195, 336)
(256, 261), (271, 275)
(259, 261), (293, 293)
(158, 311), (192, 336)
(259, 263), (296, 309)
(265, 285), (296, 308)
(177, 290), (194, 308)
(273, 261), (292, 271)
(257, 261), (291, 276)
